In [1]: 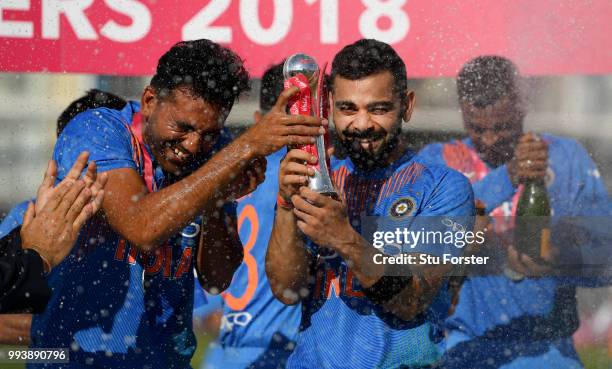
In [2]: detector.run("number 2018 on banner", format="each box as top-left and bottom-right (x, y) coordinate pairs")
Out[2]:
(183, 0), (410, 45)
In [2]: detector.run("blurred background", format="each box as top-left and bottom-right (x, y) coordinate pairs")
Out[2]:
(0, 71), (611, 368)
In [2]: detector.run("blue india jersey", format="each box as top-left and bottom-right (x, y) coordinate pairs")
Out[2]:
(286, 150), (475, 369)
(25, 102), (227, 369)
(419, 135), (612, 369)
(202, 147), (302, 369)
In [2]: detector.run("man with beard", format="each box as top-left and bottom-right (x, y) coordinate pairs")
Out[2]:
(266, 39), (475, 368)
(23, 39), (323, 369)
(418, 56), (611, 368)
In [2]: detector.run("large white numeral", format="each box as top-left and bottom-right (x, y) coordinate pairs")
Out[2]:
(359, 0), (409, 44)
(240, 0), (292, 45)
(182, 0), (231, 43)
(319, 0), (338, 44)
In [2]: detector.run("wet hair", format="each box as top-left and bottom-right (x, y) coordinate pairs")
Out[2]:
(150, 39), (250, 111)
(330, 39), (407, 99)
(259, 61), (285, 112)
(457, 55), (521, 108)
(57, 89), (127, 136)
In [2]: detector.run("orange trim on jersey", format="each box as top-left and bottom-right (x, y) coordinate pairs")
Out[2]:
(222, 205), (259, 311)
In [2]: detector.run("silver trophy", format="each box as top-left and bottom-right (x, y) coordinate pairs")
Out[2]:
(283, 54), (336, 195)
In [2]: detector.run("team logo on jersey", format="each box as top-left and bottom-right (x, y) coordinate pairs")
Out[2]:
(389, 197), (416, 218)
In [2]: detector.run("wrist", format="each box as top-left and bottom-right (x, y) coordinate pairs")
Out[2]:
(23, 245), (52, 273)
(277, 193), (294, 210)
(331, 226), (361, 257)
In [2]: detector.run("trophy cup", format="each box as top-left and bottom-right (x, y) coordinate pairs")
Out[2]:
(283, 53), (336, 196)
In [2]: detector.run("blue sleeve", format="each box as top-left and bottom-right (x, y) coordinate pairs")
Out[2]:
(193, 281), (223, 318)
(379, 168), (475, 257)
(471, 164), (515, 213)
(53, 109), (136, 181)
(555, 140), (612, 287)
(0, 201), (30, 238)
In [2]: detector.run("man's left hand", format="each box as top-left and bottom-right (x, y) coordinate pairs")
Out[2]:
(291, 187), (356, 252)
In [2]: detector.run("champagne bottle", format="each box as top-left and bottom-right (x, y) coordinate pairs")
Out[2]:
(514, 178), (552, 260)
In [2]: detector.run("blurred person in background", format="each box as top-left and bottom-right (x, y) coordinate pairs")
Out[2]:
(418, 55), (611, 368)
(266, 39), (475, 369)
(199, 61), (302, 369)
(0, 89), (126, 235)
(13, 39), (322, 369)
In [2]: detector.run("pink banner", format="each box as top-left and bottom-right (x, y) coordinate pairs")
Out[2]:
(0, 0), (610, 77)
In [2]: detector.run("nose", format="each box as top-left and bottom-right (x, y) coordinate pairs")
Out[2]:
(182, 132), (201, 156)
(352, 110), (375, 132)
(480, 130), (499, 147)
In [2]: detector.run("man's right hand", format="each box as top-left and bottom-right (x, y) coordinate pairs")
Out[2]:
(237, 87), (325, 157)
(507, 132), (548, 185)
(278, 149), (317, 203)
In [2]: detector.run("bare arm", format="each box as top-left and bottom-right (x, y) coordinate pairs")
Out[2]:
(266, 206), (313, 305)
(102, 89), (324, 251)
(0, 314), (31, 345)
(265, 148), (319, 305)
(293, 187), (457, 321)
(196, 205), (244, 293)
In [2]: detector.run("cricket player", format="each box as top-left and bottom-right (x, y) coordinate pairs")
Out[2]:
(266, 39), (475, 369)
(201, 62), (301, 369)
(19, 39), (323, 369)
(418, 55), (611, 368)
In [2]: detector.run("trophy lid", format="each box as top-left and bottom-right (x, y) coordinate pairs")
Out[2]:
(283, 53), (319, 85)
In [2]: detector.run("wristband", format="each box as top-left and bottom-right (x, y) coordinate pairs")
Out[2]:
(362, 275), (412, 305)
(277, 194), (294, 210)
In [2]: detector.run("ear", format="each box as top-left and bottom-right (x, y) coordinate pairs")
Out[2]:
(140, 86), (157, 120)
(402, 91), (416, 122)
(253, 111), (263, 123)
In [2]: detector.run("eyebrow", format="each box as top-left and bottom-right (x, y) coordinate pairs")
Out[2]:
(334, 100), (395, 110)
(366, 101), (395, 110)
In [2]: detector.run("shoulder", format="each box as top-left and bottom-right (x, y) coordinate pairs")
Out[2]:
(58, 104), (131, 140)
(542, 133), (584, 155)
(0, 201), (30, 238)
(399, 158), (474, 215)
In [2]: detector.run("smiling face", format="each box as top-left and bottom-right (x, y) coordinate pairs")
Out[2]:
(461, 96), (524, 167)
(331, 71), (415, 170)
(140, 86), (227, 177)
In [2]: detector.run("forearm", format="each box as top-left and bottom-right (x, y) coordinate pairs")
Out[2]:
(266, 207), (311, 305)
(197, 206), (244, 293)
(108, 139), (256, 250)
(380, 273), (447, 320)
(334, 236), (449, 320)
(0, 314), (32, 345)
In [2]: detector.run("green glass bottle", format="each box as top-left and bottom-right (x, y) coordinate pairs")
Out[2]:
(514, 178), (552, 260)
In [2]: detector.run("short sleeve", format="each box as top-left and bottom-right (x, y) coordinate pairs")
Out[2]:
(53, 108), (137, 181)
(378, 168), (475, 258)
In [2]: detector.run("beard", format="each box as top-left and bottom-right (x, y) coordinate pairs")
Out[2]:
(339, 124), (401, 171)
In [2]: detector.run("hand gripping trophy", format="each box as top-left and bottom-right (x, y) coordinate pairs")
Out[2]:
(283, 53), (336, 196)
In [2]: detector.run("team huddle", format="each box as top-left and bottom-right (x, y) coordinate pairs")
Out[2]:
(0, 37), (610, 369)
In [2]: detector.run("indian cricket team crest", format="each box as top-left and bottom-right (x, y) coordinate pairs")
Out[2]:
(390, 197), (416, 218)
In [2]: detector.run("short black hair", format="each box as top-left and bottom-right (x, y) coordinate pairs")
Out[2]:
(457, 55), (520, 108)
(150, 39), (250, 111)
(330, 39), (407, 98)
(259, 61), (285, 112)
(57, 89), (127, 137)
